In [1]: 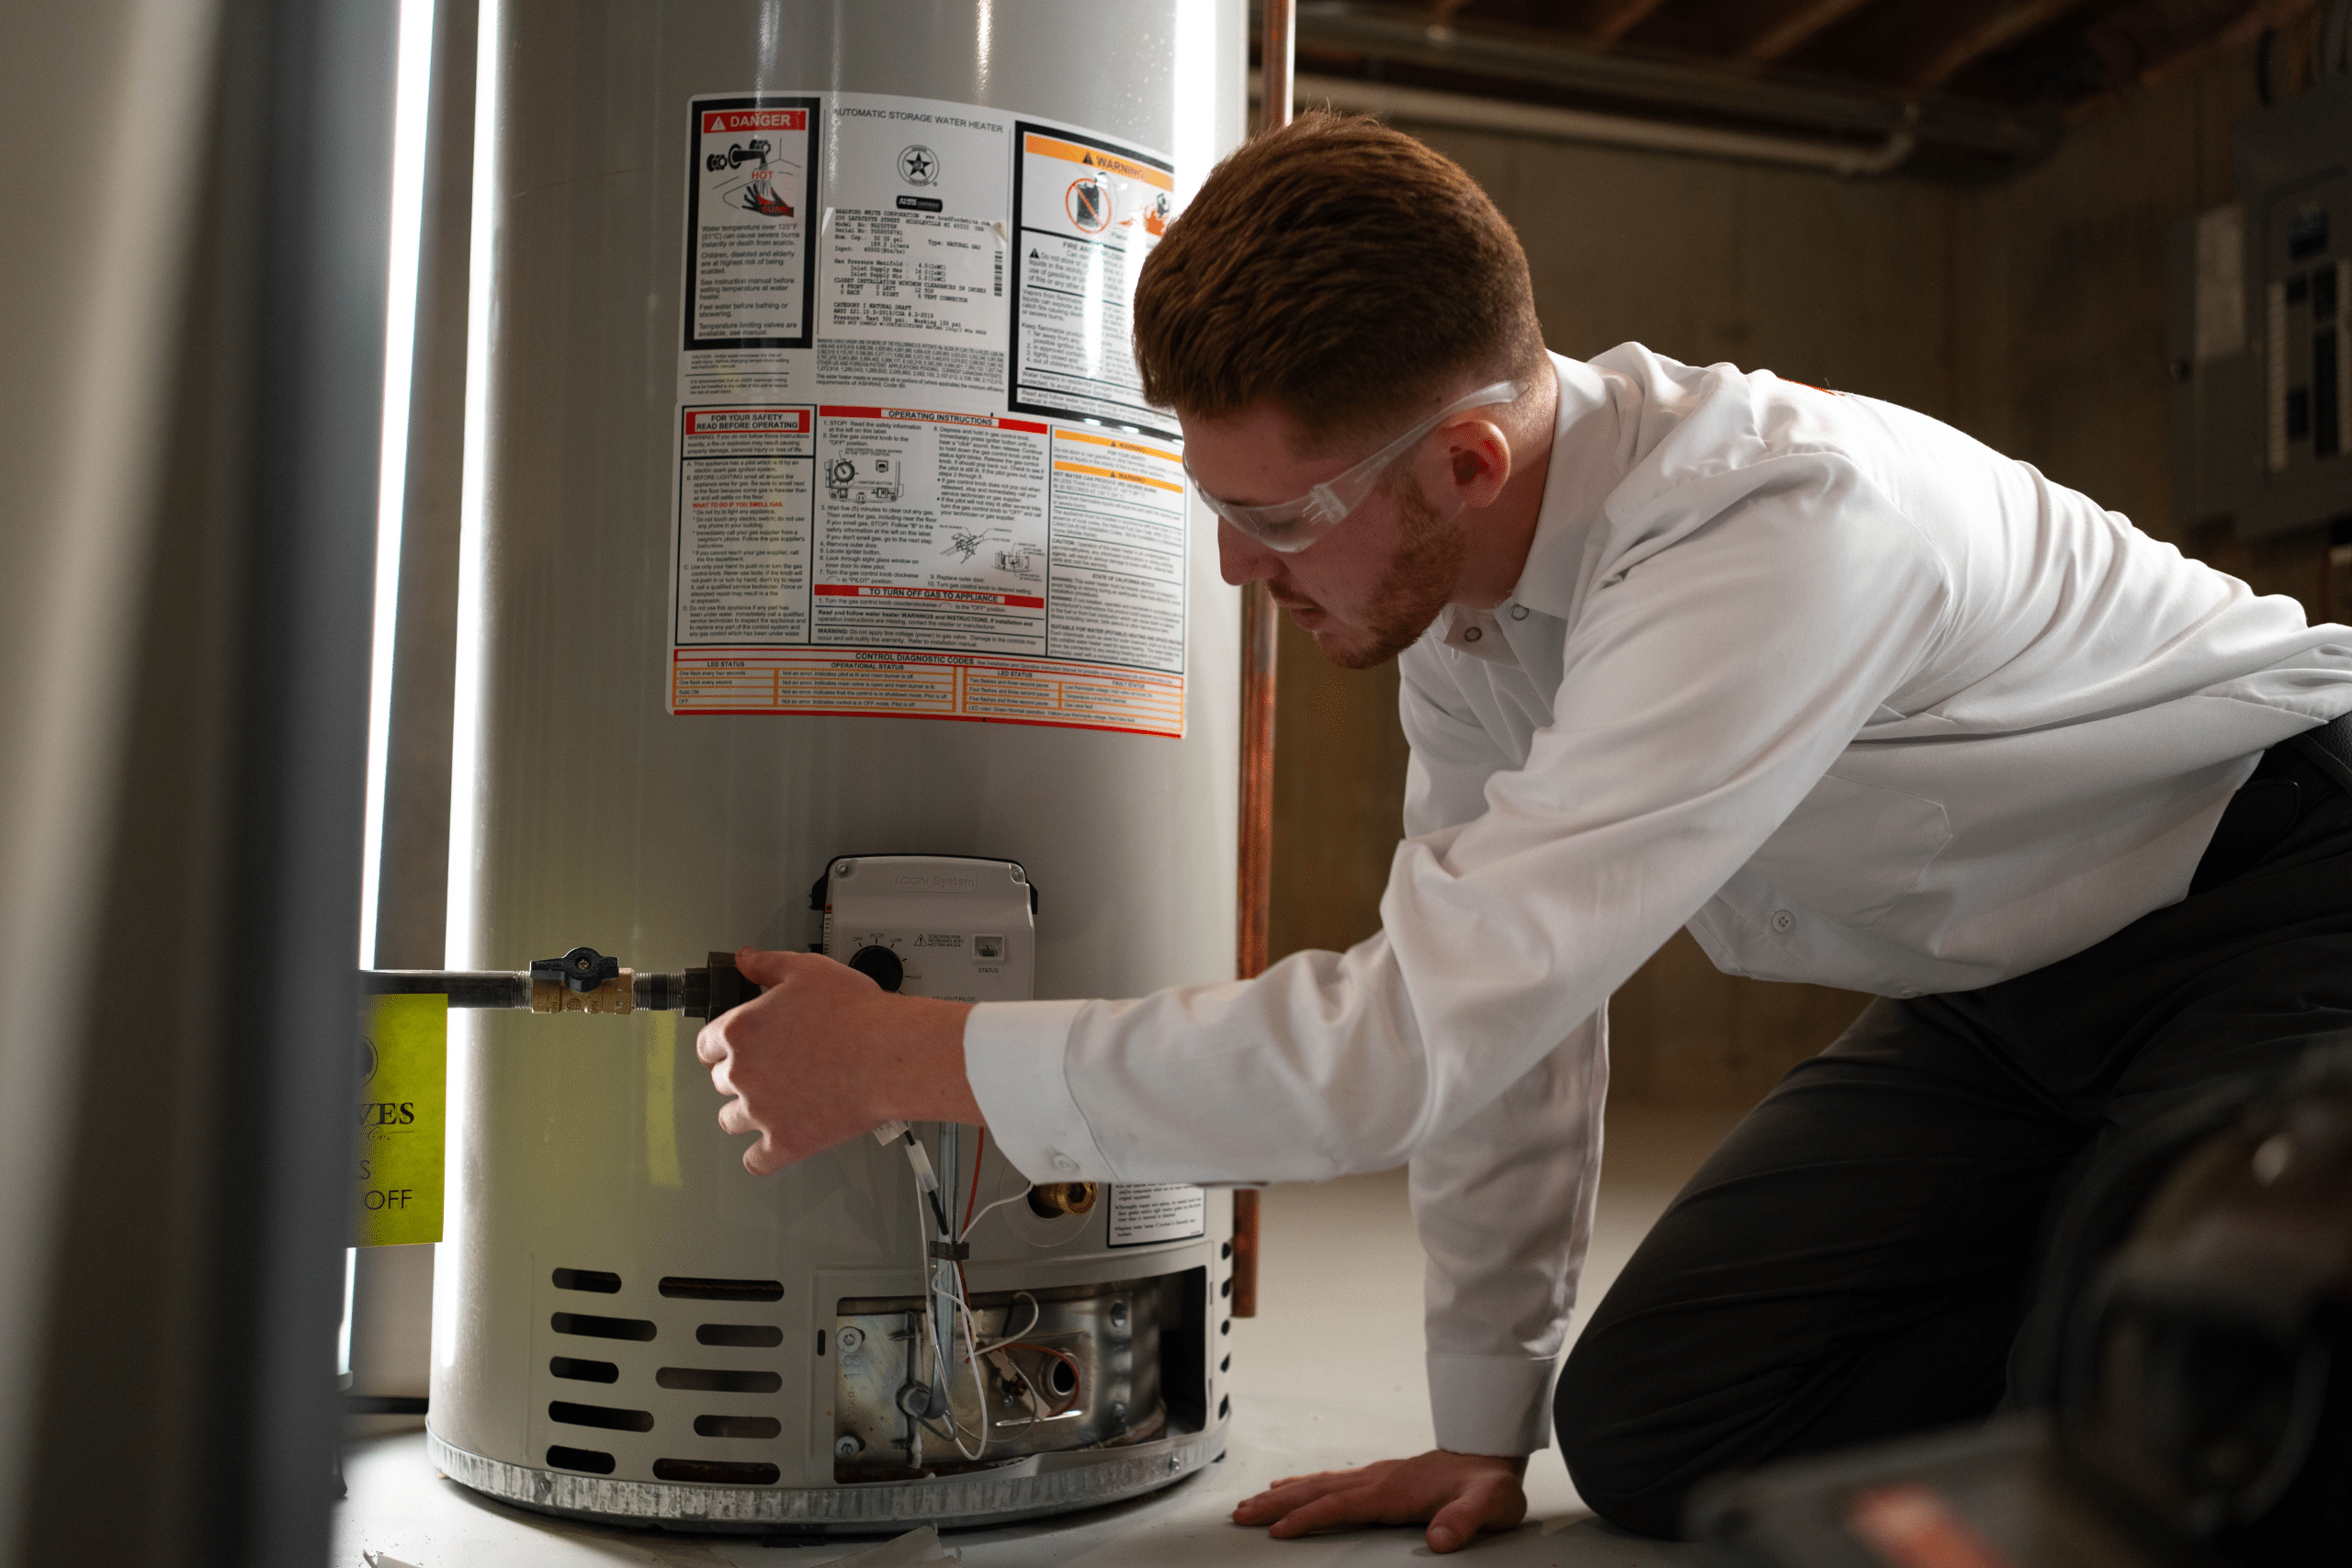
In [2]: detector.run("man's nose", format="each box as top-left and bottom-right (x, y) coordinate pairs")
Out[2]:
(1216, 517), (1283, 586)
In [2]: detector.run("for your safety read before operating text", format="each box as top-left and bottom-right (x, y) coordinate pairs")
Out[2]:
(670, 91), (1187, 738)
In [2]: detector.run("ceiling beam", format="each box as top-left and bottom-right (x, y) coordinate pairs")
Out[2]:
(1483, 0), (1679, 43)
(1293, 6), (2058, 159)
(1892, 0), (2102, 89)
(1742, 0), (1883, 62)
(1582, 0), (1677, 42)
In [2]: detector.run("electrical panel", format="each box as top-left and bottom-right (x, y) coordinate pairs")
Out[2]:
(2170, 78), (2352, 537)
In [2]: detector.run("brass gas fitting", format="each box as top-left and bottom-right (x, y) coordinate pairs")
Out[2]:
(529, 970), (636, 1013)
(1027, 1181), (1099, 1218)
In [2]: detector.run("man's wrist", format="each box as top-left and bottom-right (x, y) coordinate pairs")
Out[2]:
(880, 995), (981, 1124)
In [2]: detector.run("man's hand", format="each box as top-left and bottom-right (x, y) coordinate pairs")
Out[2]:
(695, 947), (979, 1175)
(1232, 1450), (1529, 1553)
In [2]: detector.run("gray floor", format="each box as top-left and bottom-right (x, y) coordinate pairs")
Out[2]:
(335, 1104), (1742, 1566)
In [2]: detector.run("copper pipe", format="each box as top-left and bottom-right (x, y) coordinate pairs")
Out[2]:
(1230, 0), (1293, 1322)
(1230, 1189), (1262, 1318)
(1258, 0), (1295, 141)
(1237, 580), (1279, 984)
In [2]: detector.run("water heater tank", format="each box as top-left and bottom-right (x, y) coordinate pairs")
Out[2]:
(426, 0), (1248, 1531)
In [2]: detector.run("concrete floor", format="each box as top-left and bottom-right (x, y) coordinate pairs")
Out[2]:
(334, 1103), (1743, 1567)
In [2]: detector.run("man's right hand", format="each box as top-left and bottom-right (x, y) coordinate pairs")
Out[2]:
(1231, 1449), (1530, 1553)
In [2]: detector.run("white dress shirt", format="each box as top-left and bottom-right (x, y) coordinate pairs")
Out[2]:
(963, 344), (2352, 1458)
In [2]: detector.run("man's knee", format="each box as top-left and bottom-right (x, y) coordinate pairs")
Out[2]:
(1553, 1333), (1699, 1539)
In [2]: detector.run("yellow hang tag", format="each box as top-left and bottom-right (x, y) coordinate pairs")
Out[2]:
(356, 993), (447, 1247)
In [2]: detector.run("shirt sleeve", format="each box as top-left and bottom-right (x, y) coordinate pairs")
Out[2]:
(1396, 645), (1604, 1456)
(1413, 1010), (1606, 1455)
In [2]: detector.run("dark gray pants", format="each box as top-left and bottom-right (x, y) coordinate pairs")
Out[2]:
(1555, 731), (2352, 1538)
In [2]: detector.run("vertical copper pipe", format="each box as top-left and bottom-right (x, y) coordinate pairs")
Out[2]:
(1236, 581), (1279, 983)
(1229, 1189), (1262, 1317)
(1230, 0), (1292, 1322)
(1258, 0), (1295, 144)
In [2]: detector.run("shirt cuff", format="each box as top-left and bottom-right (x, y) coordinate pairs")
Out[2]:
(963, 999), (1117, 1183)
(1428, 1352), (1557, 1457)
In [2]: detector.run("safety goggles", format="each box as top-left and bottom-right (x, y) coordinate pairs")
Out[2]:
(1183, 379), (1525, 554)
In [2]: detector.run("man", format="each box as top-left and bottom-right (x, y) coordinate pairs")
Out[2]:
(698, 115), (2352, 1547)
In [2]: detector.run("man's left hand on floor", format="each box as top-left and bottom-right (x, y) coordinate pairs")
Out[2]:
(1232, 1449), (1530, 1553)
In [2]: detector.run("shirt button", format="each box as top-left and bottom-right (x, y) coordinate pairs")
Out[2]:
(1770, 909), (1797, 933)
(1510, 604), (1529, 620)
(1463, 626), (1483, 642)
(1052, 1154), (1080, 1174)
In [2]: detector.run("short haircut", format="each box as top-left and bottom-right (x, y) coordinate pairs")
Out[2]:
(1133, 112), (1545, 448)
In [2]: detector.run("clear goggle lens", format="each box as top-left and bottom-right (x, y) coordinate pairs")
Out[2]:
(1183, 379), (1524, 553)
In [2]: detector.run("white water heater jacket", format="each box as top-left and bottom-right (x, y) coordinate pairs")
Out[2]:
(962, 344), (2352, 1458)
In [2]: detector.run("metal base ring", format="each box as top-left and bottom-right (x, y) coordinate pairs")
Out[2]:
(424, 1420), (1227, 1534)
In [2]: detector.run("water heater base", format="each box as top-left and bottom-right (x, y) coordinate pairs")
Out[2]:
(424, 1421), (1227, 1533)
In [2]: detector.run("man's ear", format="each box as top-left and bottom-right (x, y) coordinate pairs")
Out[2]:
(1438, 418), (1513, 507)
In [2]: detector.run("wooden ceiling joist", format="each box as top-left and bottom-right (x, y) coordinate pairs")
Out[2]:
(1893, 0), (2105, 89)
(1741, 0), (1882, 62)
(1583, 0), (1678, 42)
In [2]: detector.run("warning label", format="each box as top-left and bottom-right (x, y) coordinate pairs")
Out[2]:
(1009, 125), (1176, 436)
(1048, 428), (1186, 673)
(1107, 1182), (1207, 1248)
(673, 91), (1189, 737)
(354, 994), (446, 1247)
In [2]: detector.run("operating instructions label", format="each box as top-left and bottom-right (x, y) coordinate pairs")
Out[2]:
(1107, 1182), (1207, 1248)
(669, 90), (1190, 738)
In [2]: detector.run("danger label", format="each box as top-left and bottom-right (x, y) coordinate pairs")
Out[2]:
(686, 95), (820, 348)
(704, 109), (807, 133)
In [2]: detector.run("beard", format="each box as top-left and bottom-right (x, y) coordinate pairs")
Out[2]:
(1317, 479), (1468, 671)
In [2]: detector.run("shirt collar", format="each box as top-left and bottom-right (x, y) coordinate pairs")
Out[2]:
(1496, 352), (1626, 624)
(1438, 604), (1518, 665)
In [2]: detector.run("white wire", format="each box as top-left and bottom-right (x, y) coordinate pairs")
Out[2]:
(956, 1295), (989, 1460)
(960, 1183), (1036, 1242)
(974, 1291), (1041, 1351)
